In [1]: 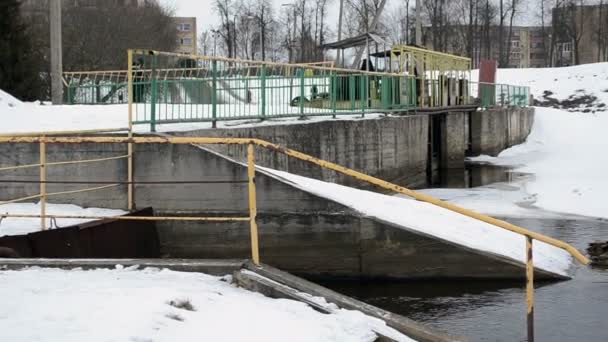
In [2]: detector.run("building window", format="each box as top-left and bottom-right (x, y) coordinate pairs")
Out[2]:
(176, 23), (192, 32)
(562, 42), (572, 52)
(511, 40), (519, 48)
(181, 38), (192, 46)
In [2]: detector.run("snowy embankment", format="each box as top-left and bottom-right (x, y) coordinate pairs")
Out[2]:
(0, 202), (126, 237)
(259, 167), (572, 277)
(462, 107), (607, 219)
(0, 267), (413, 342)
(473, 63), (608, 112)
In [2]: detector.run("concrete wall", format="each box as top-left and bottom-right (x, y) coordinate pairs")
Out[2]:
(470, 107), (534, 156)
(0, 108), (533, 207)
(176, 115), (430, 188)
(156, 212), (559, 280)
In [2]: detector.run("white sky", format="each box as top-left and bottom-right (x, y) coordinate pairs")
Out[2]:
(161, 0), (341, 34)
(161, 0), (538, 38)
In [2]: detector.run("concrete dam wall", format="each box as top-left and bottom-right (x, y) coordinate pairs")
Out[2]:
(0, 107), (544, 279)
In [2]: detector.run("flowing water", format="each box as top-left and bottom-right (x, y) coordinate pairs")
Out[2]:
(319, 216), (608, 341)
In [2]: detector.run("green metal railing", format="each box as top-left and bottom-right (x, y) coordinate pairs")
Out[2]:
(63, 52), (530, 131)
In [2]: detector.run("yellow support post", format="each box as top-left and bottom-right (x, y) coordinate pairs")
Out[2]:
(247, 143), (260, 266)
(526, 236), (535, 342)
(39, 141), (47, 230)
(127, 49), (134, 211)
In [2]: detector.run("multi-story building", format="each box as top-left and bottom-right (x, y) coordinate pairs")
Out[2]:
(172, 17), (197, 55)
(422, 25), (547, 68)
(552, 4), (608, 66)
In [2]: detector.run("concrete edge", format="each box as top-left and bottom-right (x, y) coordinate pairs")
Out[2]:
(0, 258), (247, 275)
(243, 262), (465, 342)
(233, 268), (400, 342)
(370, 216), (571, 281)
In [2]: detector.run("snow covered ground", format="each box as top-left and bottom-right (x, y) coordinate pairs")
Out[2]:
(473, 62), (608, 112)
(0, 91), (385, 134)
(0, 267), (413, 342)
(453, 106), (608, 220)
(0, 202), (126, 237)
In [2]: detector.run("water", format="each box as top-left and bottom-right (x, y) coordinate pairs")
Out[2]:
(318, 217), (608, 341)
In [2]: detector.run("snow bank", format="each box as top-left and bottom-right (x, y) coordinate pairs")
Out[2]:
(468, 107), (608, 219)
(0, 202), (126, 237)
(473, 63), (608, 112)
(0, 267), (414, 342)
(258, 167), (572, 277)
(0, 96), (386, 134)
(0, 89), (22, 109)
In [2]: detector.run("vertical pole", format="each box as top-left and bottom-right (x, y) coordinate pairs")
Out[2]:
(50, 0), (63, 104)
(415, 0), (422, 46)
(212, 60), (217, 128)
(39, 141), (47, 230)
(247, 143), (260, 266)
(331, 72), (337, 118)
(337, 0), (344, 66)
(150, 55), (157, 132)
(127, 50), (134, 211)
(526, 236), (535, 342)
(261, 64), (266, 119)
(299, 69), (305, 116)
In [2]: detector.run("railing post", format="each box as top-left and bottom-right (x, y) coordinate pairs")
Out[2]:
(212, 60), (217, 128)
(349, 74), (355, 111)
(299, 68), (305, 116)
(150, 55), (157, 132)
(260, 63), (266, 120)
(39, 141), (47, 230)
(247, 143), (260, 266)
(526, 236), (535, 342)
(331, 72), (337, 118)
(127, 49), (134, 211)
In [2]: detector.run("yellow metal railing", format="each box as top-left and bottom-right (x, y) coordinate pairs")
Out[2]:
(0, 135), (589, 342)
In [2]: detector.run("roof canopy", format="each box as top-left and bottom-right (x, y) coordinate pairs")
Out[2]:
(322, 32), (388, 50)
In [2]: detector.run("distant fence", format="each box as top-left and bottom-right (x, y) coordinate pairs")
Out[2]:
(62, 51), (530, 131)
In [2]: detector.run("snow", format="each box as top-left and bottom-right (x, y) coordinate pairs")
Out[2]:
(256, 166), (572, 277)
(465, 106), (608, 219)
(0, 202), (126, 237)
(0, 91), (386, 134)
(472, 62), (608, 112)
(0, 267), (415, 342)
(0, 89), (22, 109)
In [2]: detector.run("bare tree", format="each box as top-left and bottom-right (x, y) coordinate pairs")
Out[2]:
(214, 0), (236, 58)
(504, 0), (520, 66)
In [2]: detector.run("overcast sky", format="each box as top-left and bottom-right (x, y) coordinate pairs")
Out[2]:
(161, 0), (539, 37)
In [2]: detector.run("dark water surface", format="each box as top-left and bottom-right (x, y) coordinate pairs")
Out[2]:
(319, 217), (608, 341)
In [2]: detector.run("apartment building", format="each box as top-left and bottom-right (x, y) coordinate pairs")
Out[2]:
(173, 17), (197, 55)
(422, 25), (547, 68)
(552, 4), (608, 66)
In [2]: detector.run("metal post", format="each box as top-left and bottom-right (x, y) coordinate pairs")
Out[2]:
(127, 50), (134, 211)
(39, 141), (47, 230)
(247, 143), (260, 265)
(526, 236), (535, 342)
(150, 55), (157, 132)
(331, 72), (337, 118)
(299, 68), (305, 116)
(415, 0), (422, 46)
(212, 60), (217, 128)
(260, 64), (266, 119)
(50, 0), (63, 104)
